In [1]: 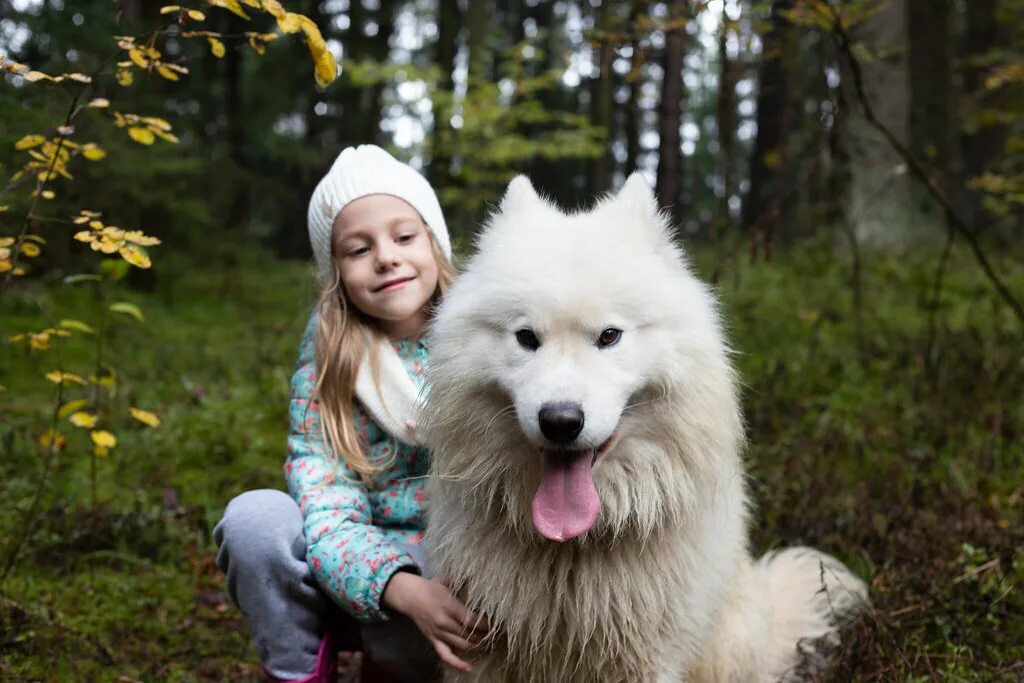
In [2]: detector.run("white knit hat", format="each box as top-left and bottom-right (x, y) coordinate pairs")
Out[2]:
(307, 145), (452, 283)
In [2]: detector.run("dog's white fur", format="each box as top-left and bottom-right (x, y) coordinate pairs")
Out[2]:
(422, 174), (868, 682)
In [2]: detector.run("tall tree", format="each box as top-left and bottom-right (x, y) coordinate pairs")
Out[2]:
(743, 0), (792, 260)
(908, 0), (955, 229)
(624, 0), (648, 174)
(591, 0), (616, 193)
(429, 0), (461, 190)
(961, 0), (1008, 231)
(843, 0), (911, 245)
(715, 13), (739, 243)
(655, 0), (690, 216)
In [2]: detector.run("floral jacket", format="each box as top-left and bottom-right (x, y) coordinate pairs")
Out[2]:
(284, 314), (430, 622)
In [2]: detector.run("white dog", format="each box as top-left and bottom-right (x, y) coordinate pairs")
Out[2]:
(421, 174), (868, 682)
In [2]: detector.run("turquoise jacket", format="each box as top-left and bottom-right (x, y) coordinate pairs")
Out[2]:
(284, 314), (430, 622)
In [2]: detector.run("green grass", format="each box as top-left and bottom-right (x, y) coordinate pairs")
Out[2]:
(1, 241), (1022, 681)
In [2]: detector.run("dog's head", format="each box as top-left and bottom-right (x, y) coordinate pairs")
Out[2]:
(424, 174), (742, 544)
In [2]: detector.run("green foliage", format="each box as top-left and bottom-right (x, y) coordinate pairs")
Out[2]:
(1, 242), (1021, 678)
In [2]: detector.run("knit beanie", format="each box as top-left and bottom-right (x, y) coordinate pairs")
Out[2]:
(307, 145), (452, 283)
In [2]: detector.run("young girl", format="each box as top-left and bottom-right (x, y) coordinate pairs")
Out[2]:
(214, 145), (486, 683)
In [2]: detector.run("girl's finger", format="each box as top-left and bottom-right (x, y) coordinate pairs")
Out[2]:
(434, 639), (473, 673)
(446, 600), (490, 634)
(438, 629), (476, 653)
(459, 609), (490, 634)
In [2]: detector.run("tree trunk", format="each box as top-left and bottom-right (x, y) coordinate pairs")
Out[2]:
(843, 0), (912, 246)
(655, 0), (689, 217)
(467, 0), (489, 85)
(591, 0), (615, 193)
(961, 0), (1007, 232)
(743, 0), (792, 261)
(429, 0), (460, 190)
(715, 14), (738, 243)
(908, 0), (954, 231)
(624, 0), (646, 174)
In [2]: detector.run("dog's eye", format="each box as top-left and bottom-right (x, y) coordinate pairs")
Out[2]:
(597, 327), (622, 348)
(515, 328), (541, 351)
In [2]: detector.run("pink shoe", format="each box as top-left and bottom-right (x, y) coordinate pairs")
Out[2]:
(266, 632), (338, 683)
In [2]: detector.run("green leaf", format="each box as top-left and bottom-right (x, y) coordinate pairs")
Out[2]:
(109, 302), (145, 323)
(60, 319), (97, 334)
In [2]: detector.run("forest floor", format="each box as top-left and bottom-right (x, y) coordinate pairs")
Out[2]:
(1, 241), (1021, 681)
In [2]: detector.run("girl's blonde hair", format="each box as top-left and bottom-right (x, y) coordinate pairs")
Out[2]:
(312, 229), (455, 483)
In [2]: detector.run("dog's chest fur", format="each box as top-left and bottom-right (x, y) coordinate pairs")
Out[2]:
(432, 498), (745, 683)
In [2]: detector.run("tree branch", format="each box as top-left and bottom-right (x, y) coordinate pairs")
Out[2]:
(826, 5), (1024, 330)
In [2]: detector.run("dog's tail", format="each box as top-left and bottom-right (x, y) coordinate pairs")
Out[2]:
(754, 546), (869, 680)
(695, 547), (869, 682)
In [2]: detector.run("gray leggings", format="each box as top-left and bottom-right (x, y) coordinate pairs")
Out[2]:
(213, 489), (438, 681)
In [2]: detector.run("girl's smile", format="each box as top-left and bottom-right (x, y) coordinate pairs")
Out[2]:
(331, 194), (440, 340)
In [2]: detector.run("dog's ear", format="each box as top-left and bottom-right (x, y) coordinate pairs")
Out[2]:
(616, 172), (660, 221)
(499, 175), (541, 213)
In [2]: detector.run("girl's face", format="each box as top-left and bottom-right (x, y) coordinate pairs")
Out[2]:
(332, 194), (440, 340)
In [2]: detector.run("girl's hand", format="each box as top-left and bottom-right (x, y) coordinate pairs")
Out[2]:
(383, 571), (490, 672)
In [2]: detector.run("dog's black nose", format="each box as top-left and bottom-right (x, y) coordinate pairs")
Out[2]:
(538, 402), (585, 443)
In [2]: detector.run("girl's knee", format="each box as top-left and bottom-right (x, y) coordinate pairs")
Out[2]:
(216, 489), (303, 560)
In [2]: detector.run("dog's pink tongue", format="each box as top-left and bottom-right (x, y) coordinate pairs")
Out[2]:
(531, 451), (600, 542)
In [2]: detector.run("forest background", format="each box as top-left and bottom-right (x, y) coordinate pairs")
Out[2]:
(1, 0), (1022, 679)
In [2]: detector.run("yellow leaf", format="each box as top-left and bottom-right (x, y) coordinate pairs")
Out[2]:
(45, 371), (87, 385)
(40, 190), (56, 200)
(150, 128), (180, 143)
(124, 231), (161, 246)
(247, 34), (266, 55)
(22, 70), (52, 82)
(91, 430), (117, 448)
(159, 4), (183, 13)
(156, 65), (180, 81)
(141, 117), (172, 131)
(261, 0), (285, 17)
(81, 143), (106, 161)
(119, 245), (152, 269)
(0, 205), (8, 212)
(66, 73), (92, 83)
(109, 301), (145, 322)
(312, 44), (338, 87)
(88, 97), (110, 108)
(116, 69), (134, 86)
(187, 9), (206, 20)
(58, 399), (89, 419)
(208, 37), (226, 58)
(129, 407), (161, 428)
(60, 319), (97, 334)
(208, 0), (250, 19)
(128, 48), (150, 69)
(70, 411), (99, 428)
(24, 234), (46, 244)
(277, 12), (302, 33)
(128, 127), (155, 145)
(20, 242), (41, 257)
(15, 134), (46, 150)
(38, 428), (67, 451)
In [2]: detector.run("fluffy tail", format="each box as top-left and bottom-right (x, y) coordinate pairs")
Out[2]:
(695, 547), (869, 682)
(755, 547), (869, 679)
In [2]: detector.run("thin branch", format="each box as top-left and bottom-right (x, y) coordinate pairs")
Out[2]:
(826, 5), (1024, 330)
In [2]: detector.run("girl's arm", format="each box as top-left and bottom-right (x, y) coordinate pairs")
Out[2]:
(284, 312), (419, 622)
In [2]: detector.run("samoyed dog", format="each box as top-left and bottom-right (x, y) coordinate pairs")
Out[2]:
(421, 174), (868, 682)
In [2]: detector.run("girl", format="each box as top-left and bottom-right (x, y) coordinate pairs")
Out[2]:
(214, 145), (486, 683)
